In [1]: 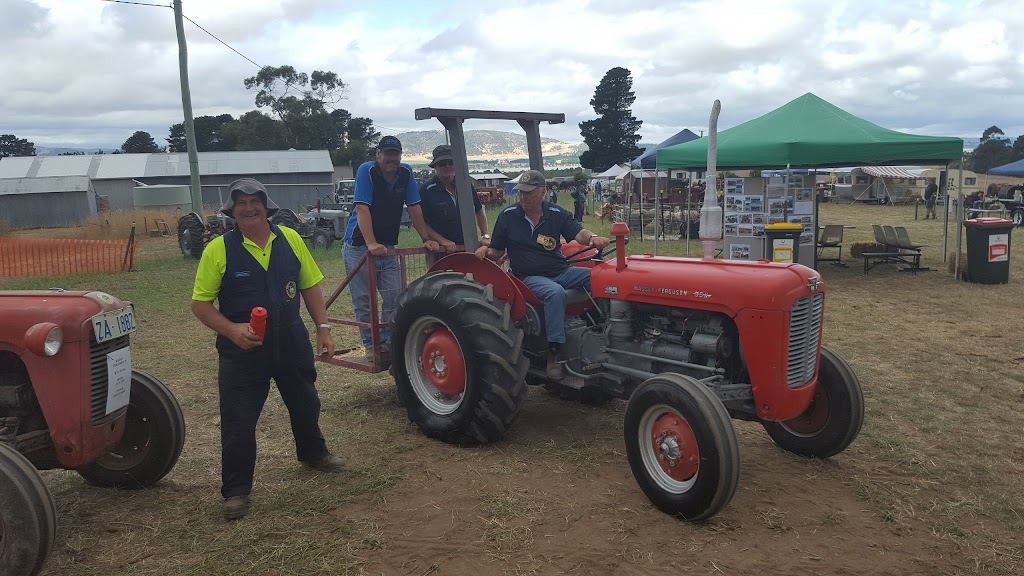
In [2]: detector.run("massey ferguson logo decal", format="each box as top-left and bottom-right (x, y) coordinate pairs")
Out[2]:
(633, 285), (706, 298)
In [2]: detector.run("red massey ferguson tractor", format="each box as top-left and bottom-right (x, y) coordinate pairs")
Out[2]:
(368, 222), (863, 521)
(0, 290), (185, 576)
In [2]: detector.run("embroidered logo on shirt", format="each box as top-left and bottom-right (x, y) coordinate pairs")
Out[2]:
(285, 280), (297, 299)
(536, 234), (556, 251)
(234, 271), (250, 278)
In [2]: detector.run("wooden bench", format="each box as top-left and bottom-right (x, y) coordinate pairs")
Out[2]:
(862, 252), (922, 275)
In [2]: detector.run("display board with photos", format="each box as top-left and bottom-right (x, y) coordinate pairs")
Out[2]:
(723, 175), (816, 265)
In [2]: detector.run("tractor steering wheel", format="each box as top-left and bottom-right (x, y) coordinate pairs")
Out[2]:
(566, 237), (626, 265)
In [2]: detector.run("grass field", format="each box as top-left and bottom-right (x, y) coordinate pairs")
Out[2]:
(4, 199), (1023, 575)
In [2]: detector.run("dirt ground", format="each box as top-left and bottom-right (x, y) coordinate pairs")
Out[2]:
(344, 404), (946, 576)
(14, 203), (1023, 576)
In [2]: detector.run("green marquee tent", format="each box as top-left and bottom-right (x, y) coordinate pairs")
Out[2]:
(656, 93), (963, 170)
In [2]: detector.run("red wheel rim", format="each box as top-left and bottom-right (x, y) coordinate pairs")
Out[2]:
(782, 383), (831, 434)
(420, 327), (466, 396)
(651, 412), (699, 481)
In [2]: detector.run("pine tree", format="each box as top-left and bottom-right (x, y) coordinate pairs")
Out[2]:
(121, 131), (161, 153)
(579, 67), (643, 172)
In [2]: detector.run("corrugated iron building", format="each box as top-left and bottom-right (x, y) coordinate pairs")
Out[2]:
(0, 150), (335, 215)
(0, 176), (96, 229)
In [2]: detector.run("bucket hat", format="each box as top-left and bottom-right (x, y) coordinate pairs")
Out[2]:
(220, 178), (280, 218)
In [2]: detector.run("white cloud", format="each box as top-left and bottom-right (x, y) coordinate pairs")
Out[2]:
(1, 0), (1022, 150)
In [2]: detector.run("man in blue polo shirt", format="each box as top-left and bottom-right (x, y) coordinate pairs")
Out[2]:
(343, 136), (439, 361)
(419, 144), (490, 256)
(474, 170), (610, 379)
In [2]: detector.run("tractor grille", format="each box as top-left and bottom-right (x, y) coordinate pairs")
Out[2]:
(89, 334), (131, 424)
(787, 293), (824, 388)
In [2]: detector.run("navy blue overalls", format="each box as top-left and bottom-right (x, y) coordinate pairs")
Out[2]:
(216, 225), (328, 498)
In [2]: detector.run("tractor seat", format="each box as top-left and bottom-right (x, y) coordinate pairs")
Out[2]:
(565, 289), (592, 306)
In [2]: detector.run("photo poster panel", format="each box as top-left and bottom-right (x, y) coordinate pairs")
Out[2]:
(785, 173), (817, 266)
(723, 176), (767, 260)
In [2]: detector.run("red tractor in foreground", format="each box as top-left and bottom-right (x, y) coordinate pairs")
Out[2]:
(378, 223), (863, 521)
(1, 290), (186, 576)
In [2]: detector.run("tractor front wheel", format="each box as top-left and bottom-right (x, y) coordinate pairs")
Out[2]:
(624, 374), (740, 521)
(76, 370), (186, 488)
(1012, 209), (1023, 227)
(0, 443), (56, 576)
(311, 229), (333, 250)
(177, 212), (205, 259)
(391, 272), (529, 445)
(762, 346), (864, 458)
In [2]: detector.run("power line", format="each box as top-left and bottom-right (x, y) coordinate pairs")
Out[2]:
(98, 0), (170, 7)
(96, 0), (263, 70)
(182, 14), (263, 69)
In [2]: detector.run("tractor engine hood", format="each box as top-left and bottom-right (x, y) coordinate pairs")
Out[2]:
(590, 255), (823, 314)
(0, 290), (131, 345)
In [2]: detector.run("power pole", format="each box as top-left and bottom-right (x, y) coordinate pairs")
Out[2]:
(173, 0), (203, 215)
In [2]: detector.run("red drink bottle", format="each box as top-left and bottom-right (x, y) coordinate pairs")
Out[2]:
(249, 307), (267, 342)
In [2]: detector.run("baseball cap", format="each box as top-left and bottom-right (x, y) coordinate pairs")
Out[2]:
(377, 135), (402, 152)
(513, 169), (546, 192)
(429, 144), (454, 168)
(220, 178), (280, 218)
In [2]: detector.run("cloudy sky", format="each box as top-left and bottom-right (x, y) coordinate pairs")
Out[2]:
(2, 0), (1022, 150)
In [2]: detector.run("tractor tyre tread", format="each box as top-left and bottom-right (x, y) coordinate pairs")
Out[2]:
(761, 346), (864, 458)
(0, 442), (57, 576)
(177, 212), (205, 259)
(76, 370), (186, 489)
(392, 272), (529, 446)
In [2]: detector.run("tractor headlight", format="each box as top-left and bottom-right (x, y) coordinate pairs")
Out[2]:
(25, 323), (63, 357)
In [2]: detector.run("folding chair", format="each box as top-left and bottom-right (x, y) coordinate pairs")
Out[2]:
(871, 224), (892, 249)
(894, 226), (925, 252)
(816, 224), (845, 266)
(882, 226), (901, 251)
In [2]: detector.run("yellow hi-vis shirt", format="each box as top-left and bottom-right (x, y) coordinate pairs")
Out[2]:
(191, 225), (324, 302)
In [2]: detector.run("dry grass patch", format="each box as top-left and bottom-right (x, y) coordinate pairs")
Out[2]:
(5, 201), (1024, 575)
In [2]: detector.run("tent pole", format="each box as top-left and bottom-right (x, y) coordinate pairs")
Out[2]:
(956, 163), (964, 281)
(813, 168), (819, 269)
(639, 171), (645, 242)
(654, 172), (660, 255)
(941, 163), (950, 262)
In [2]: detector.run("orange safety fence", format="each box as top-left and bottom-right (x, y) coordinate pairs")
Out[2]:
(0, 237), (136, 279)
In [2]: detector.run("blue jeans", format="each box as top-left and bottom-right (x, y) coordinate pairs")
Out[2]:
(343, 242), (400, 349)
(522, 266), (592, 344)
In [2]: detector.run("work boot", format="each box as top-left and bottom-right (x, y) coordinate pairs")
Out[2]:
(223, 495), (250, 520)
(304, 453), (345, 474)
(546, 350), (564, 380)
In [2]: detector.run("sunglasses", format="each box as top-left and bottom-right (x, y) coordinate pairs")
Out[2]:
(434, 160), (454, 168)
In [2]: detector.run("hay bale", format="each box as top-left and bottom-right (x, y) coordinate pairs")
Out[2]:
(850, 242), (886, 258)
(947, 251), (969, 280)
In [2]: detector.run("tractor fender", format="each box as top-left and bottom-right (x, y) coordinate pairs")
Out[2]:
(427, 253), (528, 321)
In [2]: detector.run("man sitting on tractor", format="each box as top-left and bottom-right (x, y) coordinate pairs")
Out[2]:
(474, 170), (610, 379)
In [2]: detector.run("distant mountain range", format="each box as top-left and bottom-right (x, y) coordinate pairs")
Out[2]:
(394, 130), (586, 160)
(30, 134), (981, 159)
(36, 146), (119, 156)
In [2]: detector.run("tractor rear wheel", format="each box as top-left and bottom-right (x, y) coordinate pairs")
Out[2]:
(76, 371), (186, 488)
(177, 212), (205, 259)
(271, 208), (302, 230)
(624, 373), (739, 521)
(0, 443), (56, 576)
(761, 346), (864, 458)
(391, 272), (529, 445)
